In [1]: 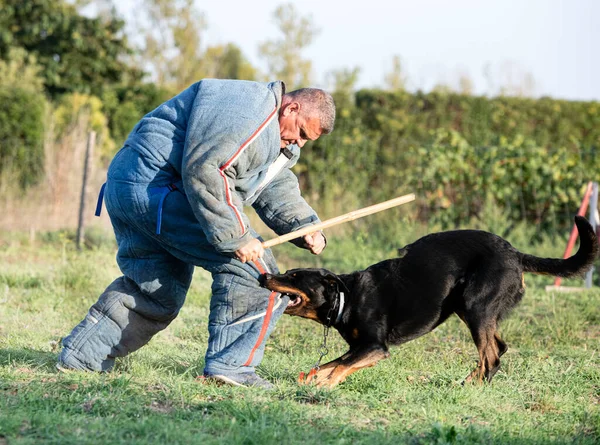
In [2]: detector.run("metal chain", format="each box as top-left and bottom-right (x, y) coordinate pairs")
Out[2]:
(313, 324), (330, 370)
(312, 296), (338, 370)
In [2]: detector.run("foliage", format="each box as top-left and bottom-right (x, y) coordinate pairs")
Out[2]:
(259, 3), (319, 88)
(0, 0), (142, 98)
(0, 46), (45, 94)
(101, 83), (174, 148)
(133, 0), (257, 93)
(0, 46), (47, 189)
(203, 43), (258, 81)
(354, 89), (600, 150)
(407, 131), (593, 230)
(0, 87), (46, 188)
(384, 55), (407, 91)
(136, 0), (206, 91)
(326, 66), (361, 112)
(297, 89), (600, 231)
(52, 92), (115, 159)
(1, 2), (598, 234)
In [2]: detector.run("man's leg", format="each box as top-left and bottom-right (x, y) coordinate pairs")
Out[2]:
(141, 188), (289, 386)
(59, 218), (194, 372)
(69, 181), (288, 383)
(202, 253), (288, 386)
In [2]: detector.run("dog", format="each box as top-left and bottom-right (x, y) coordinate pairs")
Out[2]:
(261, 216), (598, 388)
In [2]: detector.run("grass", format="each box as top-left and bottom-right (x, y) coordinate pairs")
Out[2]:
(0, 227), (599, 444)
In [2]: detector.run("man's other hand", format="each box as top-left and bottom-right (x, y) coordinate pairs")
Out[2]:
(303, 231), (326, 255)
(235, 238), (265, 263)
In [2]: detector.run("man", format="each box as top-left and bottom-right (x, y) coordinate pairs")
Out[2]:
(58, 79), (335, 389)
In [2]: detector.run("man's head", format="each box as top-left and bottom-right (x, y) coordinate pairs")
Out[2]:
(278, 88), (336, 148)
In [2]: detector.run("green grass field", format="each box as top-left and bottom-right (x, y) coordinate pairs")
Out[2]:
(1, 230), (599, 444)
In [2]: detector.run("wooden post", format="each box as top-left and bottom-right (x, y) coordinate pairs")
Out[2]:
(585, 182), (598, 288)
(76, 131), (96, 251)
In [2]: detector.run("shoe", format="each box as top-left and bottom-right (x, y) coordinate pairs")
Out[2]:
(56, 362), (76, 373)
(203, 372), (275, 390)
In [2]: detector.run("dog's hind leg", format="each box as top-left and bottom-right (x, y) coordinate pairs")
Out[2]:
(495, 333), (508, 358)
(457, 311), (508, 383)
(459, 267), (521, 384)
(463, 321), (503, 384)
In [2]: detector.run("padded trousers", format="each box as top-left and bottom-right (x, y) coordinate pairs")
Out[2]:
(59, 178), (288, 376)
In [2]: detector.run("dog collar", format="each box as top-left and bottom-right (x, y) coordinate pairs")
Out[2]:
(334, 292), (345, 325)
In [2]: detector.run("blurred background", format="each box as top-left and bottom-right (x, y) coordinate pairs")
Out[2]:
(0, 0), (598, 262)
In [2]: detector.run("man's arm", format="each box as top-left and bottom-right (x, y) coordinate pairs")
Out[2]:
(252, 168), (326, 253)
(182, 140), (255, 254)
(181, 81), (282, 255)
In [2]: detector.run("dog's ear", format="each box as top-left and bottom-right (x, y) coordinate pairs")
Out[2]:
(315, 269), (349, 296)
(324, 274), (350, 297)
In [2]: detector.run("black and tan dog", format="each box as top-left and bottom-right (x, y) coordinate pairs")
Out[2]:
(262, 216), (598, 388)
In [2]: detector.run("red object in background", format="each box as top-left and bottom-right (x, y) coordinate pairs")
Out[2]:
(554, 181), (594, 287)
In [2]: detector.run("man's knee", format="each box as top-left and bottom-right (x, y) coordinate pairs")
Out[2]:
(127, 276), (189, 322)
(58, 275), (189, 372)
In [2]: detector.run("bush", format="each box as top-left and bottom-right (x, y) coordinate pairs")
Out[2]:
(101, 83), (174, 151)
(296, 89), (599, 232)
(0, 87), (46, 188)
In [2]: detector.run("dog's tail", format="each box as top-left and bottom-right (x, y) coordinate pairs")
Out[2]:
(519, 216), (599, 278)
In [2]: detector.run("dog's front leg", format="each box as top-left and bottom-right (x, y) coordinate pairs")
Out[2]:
(313, 344), (389, 388)
(300, 351), (352, 385)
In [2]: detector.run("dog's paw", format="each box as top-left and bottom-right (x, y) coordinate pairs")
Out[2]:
(298, 367), (336, 386)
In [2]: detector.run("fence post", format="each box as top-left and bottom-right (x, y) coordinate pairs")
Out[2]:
(76, 131), (96, 251)
(585, 182), (599, 288)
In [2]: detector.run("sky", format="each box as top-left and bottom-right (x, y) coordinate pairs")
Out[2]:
(114, 0), (599, 101)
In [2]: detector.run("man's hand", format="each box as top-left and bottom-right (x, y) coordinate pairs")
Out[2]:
(235, 238), (265, 263)
(303, 231), (326, 255)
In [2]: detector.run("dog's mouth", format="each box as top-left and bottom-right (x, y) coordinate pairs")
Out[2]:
(263, 279), (320, 321)
(261, 276), (306, 309)
(283, 293), (303, 308)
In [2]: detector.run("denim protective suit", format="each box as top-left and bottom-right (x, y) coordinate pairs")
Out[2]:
(59, 80), (320, 378)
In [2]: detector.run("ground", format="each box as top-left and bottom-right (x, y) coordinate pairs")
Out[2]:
(0, 231), (599, 444)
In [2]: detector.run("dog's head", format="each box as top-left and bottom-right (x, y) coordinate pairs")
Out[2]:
(260, 268), (348, 324)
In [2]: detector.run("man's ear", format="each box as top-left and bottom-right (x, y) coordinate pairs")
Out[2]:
(282, 101), (300, 116)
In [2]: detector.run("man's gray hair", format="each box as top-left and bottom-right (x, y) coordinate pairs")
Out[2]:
(285, 88), (336, 134)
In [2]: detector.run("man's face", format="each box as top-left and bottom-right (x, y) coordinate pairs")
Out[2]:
(279, 102), (323, 148)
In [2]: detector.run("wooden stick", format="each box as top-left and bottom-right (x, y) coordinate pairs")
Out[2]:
(262, 193), (416, 248)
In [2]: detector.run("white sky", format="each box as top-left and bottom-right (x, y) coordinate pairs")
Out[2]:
(115, 0), (599, 101)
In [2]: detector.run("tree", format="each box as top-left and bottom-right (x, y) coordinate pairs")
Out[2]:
(203, 44), (258, 81)
(497, 61), (536, 97)
(0, 87), (46, 188)
(0, 47), (47, 188)
(384, 55), (407, 91)
(458, 72), (474, 95)
(133, 0), (206, 91)
(258, 3), (319, 88)
(101, 83), (173, 147)
(133, 0), (258, 90)
(0, 47), (45, 94)
(482, 61), (536, 97)
(0, 0), (142, 98)
(326, 66), (361, 111)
